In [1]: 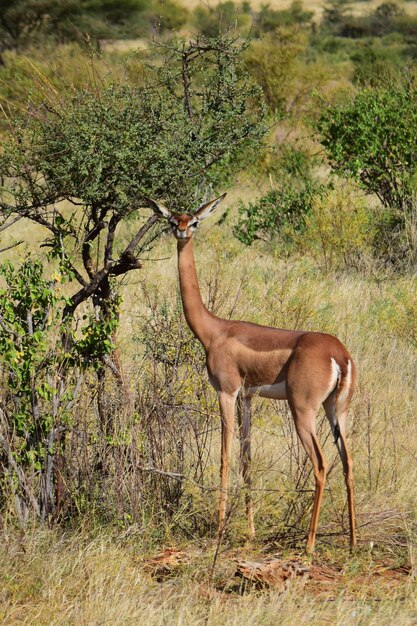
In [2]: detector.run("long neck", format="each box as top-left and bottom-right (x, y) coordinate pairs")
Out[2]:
(177, 238), (219, 349)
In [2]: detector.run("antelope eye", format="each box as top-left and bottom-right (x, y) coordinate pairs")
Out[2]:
(188, 220), (198, 230)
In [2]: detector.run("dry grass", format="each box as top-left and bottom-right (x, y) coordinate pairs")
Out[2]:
(1, 183), (416, 622)
(121, 183), (417, 537)
(0, 528), (416, 625)
(1, 2), (417, 622)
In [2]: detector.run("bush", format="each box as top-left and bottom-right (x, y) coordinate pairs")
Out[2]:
(245, 28), (307, 112)
(322, 1), (403, 37)
(317, 76), (417, 260)
(234, 180), (376, 271)
(131, 287), (218, 534)
(0, 0), (150, 53)
(148, 0), (189, 32)
(0, 258), (79, 522)
(234, 183), (318, 246)
(245, 26), (332, 119)
(378, 283), (417, 350)
(299, 182), (375, 272)
(372, 200), (417, 267)
(321, 0), (354, 33)
(394, 14), (417, 40)
(368, 2), (405, 36)
(252, 1), (313, 36)
(351, 44), (404, 86)
(193, 1), (313, 39)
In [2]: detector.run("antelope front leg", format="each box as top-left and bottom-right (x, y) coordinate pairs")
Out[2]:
(217, 391), (237, 537)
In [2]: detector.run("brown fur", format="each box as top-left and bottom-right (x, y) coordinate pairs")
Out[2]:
(148, 196), (357, 552)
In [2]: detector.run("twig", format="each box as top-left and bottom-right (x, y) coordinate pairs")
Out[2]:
(209, 507), (233, 584)
(0, 240), (23, 254)
(0, 215), (23, 232)
(401, 444), (417, 463)
(137, 465), (185, 481)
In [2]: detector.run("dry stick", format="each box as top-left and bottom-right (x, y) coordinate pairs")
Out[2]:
(136, 458), (321, 495)
(137, 465), (185, 481)
(0, 409), (41, 518)
(366, 397), (372, 493)
(401, 444), (417, 463)
(209, 506), (234, 584)
(0, 240), (23, 254)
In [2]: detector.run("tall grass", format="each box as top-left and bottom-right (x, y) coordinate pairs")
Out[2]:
(1, 3), (417, 620)
(0, 182), (416, 621)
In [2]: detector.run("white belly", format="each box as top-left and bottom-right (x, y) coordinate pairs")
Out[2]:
(246, 381), (287, 399)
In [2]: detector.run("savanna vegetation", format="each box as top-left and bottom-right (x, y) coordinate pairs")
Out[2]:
(0, 0), (416, 623)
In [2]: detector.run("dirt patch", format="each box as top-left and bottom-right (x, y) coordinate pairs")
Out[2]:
(138, 545), (412, 600)
(344, 562), (413, 598)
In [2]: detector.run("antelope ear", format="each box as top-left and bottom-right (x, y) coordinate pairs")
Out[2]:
(194, 193), (227, 222)
(144, 196), (172, 219)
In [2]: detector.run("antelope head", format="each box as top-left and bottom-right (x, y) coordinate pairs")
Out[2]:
(146, 194), (226, 240)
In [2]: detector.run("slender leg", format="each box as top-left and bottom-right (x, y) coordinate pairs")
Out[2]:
(289, 403), (327, 554)
(218, 391), (237, 537)
(237, 394), (255, 539)
(323, 397), (356, 550)
(338, 430), (356, 550)
(336, 411), (356, 550)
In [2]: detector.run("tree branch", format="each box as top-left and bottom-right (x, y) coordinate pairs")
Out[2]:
(0, 214), (23, 233)
(0, 240), (23, 255)
(82, 220), (107, 280)
(182, 45), (193, 120)
(104, 214), (119, 266)
(62, 213), (158, 320)
(123, 213), (159, 257)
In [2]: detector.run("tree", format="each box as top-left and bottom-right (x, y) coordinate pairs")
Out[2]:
(0, 37), (267, 521)
(317, 79), (417, 216)
(317, 78), (417, 264)
(0, 36), (267, 406)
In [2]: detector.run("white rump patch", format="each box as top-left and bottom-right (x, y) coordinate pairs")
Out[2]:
(324, 357), (341, 402)
(247, 381), (287, 399)
(331, 357), (341, 382)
